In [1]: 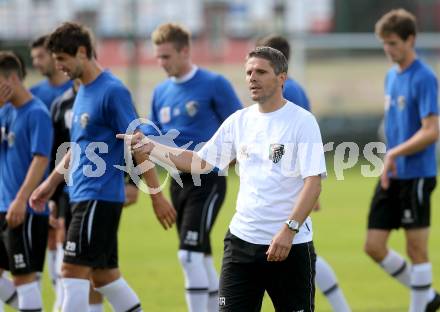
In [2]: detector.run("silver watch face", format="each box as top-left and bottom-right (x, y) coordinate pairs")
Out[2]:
(287, 220), (299, 231)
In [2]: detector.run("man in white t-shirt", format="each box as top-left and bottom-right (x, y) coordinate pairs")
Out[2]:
(118, 46), (326, 311)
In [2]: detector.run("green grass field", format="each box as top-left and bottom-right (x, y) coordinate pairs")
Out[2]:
(9, 164), (438, 312)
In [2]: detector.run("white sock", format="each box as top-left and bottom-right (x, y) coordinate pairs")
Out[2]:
(410, 263), (432, 312)
(56, 243), (64, 277)
(0, 274), (18, 309)
(89, 303), (104, 312)
(204, 255), (219, 312)
(380, 250), (411, 286)
(47, 249), (57, 288)
(178, 250), (209, 312)
(52, 243), (65, 312)
(380, 250), (438, 305)
(427, 288), (436, 302)
(52, 276), (64, 312)
(62, 278), (90, 312)
(16, 281), (42, 311)
(96, 277), (142, 312)
(315, 256), (351, 312)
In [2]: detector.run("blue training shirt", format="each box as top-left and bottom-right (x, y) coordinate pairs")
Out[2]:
(384, 59), (439, 178)
(143, 68), (242, 150)
(69, 71), (138, 203)
(0, 98), (53, 214)
(283, 77), (311, 111)
(30, 79), (73, 110)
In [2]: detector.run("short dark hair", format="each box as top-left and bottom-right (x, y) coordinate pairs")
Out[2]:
(0, 51), (26, 80)
(152, 23), (190, 51)
(375, 8), (417, 41)
(247, 46), (288, 75)
(30, 35), (49, 49)
(47, 22), (94, 59)
(256, 35), (290, 61)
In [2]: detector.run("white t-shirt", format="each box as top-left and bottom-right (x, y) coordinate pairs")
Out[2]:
(197, 101), (327, 245)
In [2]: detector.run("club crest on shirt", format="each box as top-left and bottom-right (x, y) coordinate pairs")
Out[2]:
(80, 113), (89, 129)
(269, 143), (284, 163)
(173, 107), (180, 117)
(159, 107), (171, 123)
(185, 101), (199, 117)
(239, 145), (249, 160)
(7, 131), (15, 147)
(397, 96), (406, 110)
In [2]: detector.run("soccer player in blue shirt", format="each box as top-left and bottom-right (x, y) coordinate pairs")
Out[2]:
(30, 35), (72, 110)
(364, 9), (440, 312)
(49, 78), (140, 312)
(30, 35), (73, 292)
(142, 23), (242, 312)
(257, 34), (351, 312)
(0, 51), (53, 312)
(29, 22), (142, 312)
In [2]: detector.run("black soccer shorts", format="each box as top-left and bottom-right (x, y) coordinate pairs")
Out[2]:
(63, 200), (122, 269)
(368, 177), (436, 230)
(219, 231), (316, 312)
(170, 172), (226, 253)
(0, 212), (48, 275)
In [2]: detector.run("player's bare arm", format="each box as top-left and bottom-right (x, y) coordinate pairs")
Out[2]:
(116, 132), (214, 174)
(30, 150), (71, 212)
(381, 114), (439, 189)
(141, 167), (177, 230)
(266, 175), (322, 262)
(7, 155), (49, 228)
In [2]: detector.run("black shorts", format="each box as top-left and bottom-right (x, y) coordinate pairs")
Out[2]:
(56, 192), (69, 218)
(63, 200), (122, 269)
(170, 172), (226, 253)
(0, 212), (48, 275)
(368, 177), (436, 230)
(219, 231), (316, 312)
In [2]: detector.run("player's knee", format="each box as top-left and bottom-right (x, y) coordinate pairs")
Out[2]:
(61, 262), (90, 279)
(91, 269), (120, 288)
(406, 243), (428, 264)
(364, 240), (386, 261)
(12, 272), (37, 286)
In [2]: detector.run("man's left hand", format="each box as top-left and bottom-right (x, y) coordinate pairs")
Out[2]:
(266, 226), (295, 262)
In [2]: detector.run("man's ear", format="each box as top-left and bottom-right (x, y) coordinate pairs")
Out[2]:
(180, 45), (190, 58)
(76, 46), (88, 60)
(278, 72), (287, 84)
(406, 34), (416, 48)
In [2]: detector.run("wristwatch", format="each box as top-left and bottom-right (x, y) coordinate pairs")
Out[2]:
(285, 219), (300, 233)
